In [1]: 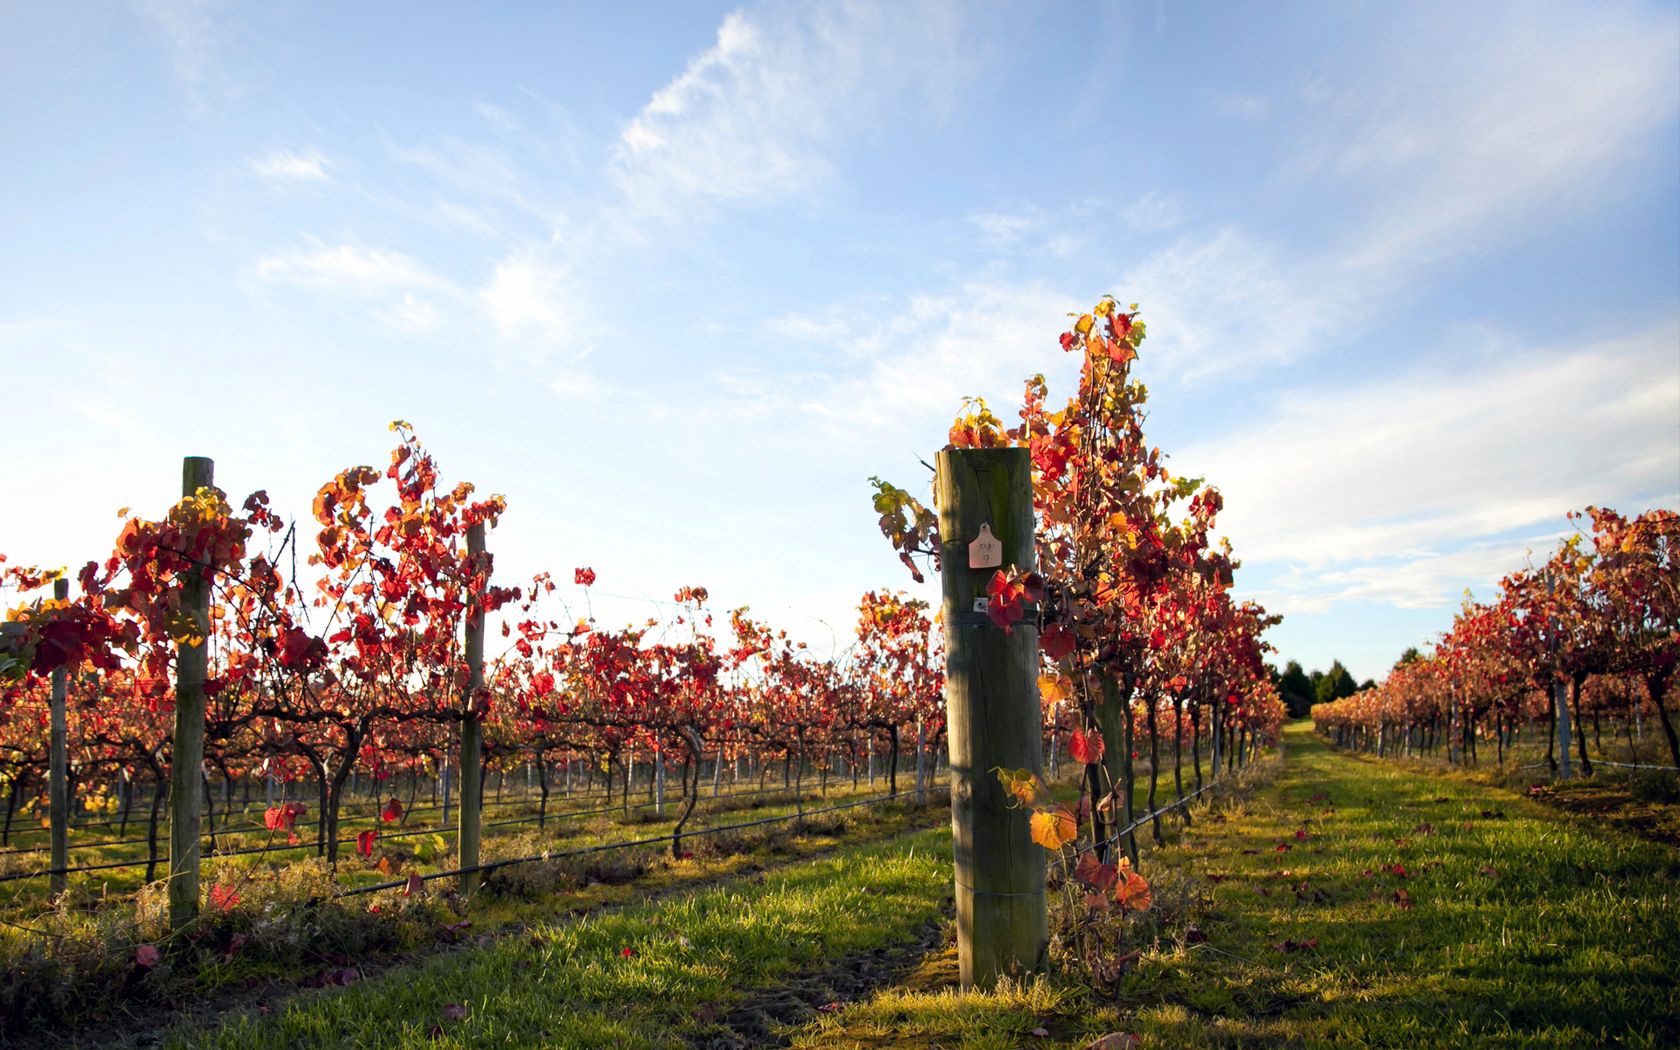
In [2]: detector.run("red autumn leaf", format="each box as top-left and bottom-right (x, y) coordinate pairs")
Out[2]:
(1116, 865), (1152, 912)
(1274, 843), (1291, 852)
(1294, 828), (1309, 840)
(135, 943), (161, 968)
(1393, 888), (1413, 909)
(574, 567), (596, 587)
(1070, 727), (1105, 765)
(381, 797), (405, 823)
(356, 829), (378, 858)
(619, 946), (638, 958)
(404, 871), (425, 896)
(208, 882), (241, 912)
(1074, 852), (1119, 892)
(1040, 622), (1076, 661)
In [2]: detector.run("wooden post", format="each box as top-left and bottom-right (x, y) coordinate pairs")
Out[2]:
(936, 447), (1047, 989)
(458, 522), (486, 897)
(168, 455), (213, 930)
(49, 577), (70, 896)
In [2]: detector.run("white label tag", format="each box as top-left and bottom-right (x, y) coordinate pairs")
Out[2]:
(968, 522), (1003, 569)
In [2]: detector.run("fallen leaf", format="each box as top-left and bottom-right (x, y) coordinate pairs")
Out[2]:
(135, 944), (161, 968)
(441, 1003), (469, 1021)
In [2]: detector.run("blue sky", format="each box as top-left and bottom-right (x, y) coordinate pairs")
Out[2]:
(3, 1), (1677, 683)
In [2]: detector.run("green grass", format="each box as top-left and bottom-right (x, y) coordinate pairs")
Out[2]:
(806, 722), (1680, 1049)
(11, 792), (947, 1043)
(1114, 723), (1680, 1048)
(160, 825), (956, 1049)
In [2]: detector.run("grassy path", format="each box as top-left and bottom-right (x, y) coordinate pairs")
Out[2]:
(93, 724), (1680, 1048)
(800, 722), (1680, 1049)
(1110, 722), (1680, 1047)
(156, 826), (955, 1049)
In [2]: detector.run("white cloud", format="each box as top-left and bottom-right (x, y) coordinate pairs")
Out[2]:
(250, 147), (330, 183)
(135, 0), (218, 84)
(253, 239), (452, 295)
(1210, 90), (1269, 119)
(1323, 6), (1680, 276)
(1120, 190), (1188, 233)
(374, 293), (443, 335)
(1182, 319), (1680, 611)
(799, 279), (1079, 426)
(1118, 3), (1679, 382)
(480, 254), (573, 341)
(610, 3), (972, 217)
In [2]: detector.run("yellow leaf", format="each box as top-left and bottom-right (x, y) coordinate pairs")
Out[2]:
(995, 767), (1039, 807)
(1038, 674), (1072, 705)
(1074, 314), (1094, 336)
(1029, 806), (1079, 850)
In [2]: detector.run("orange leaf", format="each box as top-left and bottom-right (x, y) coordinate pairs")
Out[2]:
(1116, 864), (1152, 912)
(1029, 806), (1079, 850)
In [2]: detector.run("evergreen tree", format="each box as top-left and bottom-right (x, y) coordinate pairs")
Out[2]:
(1276, 659), (1315, 717)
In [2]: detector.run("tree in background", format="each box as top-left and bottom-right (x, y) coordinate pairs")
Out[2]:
(1314, 660), (1360, 706)
(1273, 660), (1314, 718)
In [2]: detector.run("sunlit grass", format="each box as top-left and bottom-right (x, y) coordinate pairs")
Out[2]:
(164, 826), (956, 1049)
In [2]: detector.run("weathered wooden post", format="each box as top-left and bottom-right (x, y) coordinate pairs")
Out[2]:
(169, 455), (213, 930)
(458, 521), (486, 897)
(49, 577), (70, 895)
(936, 446), (1047, 989)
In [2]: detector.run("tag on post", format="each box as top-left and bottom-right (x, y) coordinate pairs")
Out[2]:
(968, 523), (1003, 569)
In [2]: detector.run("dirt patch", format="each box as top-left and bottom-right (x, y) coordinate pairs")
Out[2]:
(692, 914), (953, 1049)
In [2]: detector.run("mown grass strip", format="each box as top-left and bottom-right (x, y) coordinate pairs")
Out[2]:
(1125, 722), (1680, 1048)
(796, 723), (1680, 1049)
(163, 826), (954, 1049)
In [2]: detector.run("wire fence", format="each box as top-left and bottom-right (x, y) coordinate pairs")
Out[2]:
(0, 777), (935, 885)
(1073, 779), (1222, 861)
(1518, 759), (1676, 773)
(334, 782), (943, 898)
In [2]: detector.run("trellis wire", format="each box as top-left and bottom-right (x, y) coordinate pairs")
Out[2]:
(0, 778), (932, 885)
(334, 783), (940, 898)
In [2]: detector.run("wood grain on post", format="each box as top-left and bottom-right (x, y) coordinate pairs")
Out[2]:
(458, 522), (486, 897)
(49, 577), (69, 895)
(168, 455), (213, 929)
(935, 447), (1047, 989)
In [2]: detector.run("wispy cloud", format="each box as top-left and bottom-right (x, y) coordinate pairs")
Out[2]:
(134, 0), (244, 110)
(1209, 89), (1269, 119)
(610, 2), (973, 218)
(250, 147), (331, 183)
(1122, 3), (1680, 382)
(1181, 319), (1680, 610)
(252, 239), (452, 295)
(480, 254), (574, 342)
